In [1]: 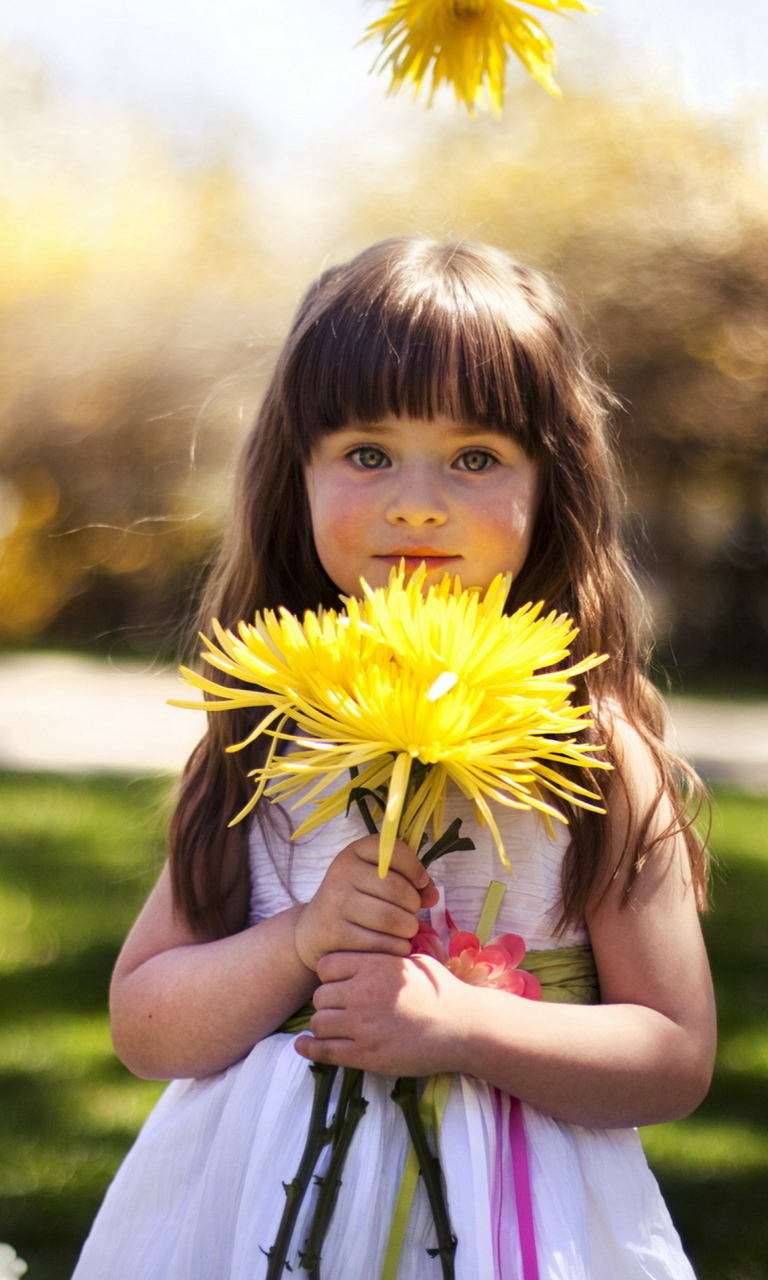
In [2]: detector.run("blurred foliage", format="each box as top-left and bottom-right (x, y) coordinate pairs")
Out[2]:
(0, 772), (765, 1279)
(0, 771), (167, 1280)
(0, 51), (275, 654)
(0, 54), (766, 676)
(641, 789), (768, 1277)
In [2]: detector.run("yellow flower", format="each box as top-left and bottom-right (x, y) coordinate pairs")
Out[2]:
(174, 565), (609, 877)
(364, 0), (591, 115)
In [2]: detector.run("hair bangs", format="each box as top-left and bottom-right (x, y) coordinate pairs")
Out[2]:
(281, 241), (555, 459)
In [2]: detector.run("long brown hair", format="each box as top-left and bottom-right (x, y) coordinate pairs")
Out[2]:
(169, 237), (708, 937)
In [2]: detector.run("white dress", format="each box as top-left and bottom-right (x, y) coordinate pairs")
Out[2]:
(72, 786), (697, 1280)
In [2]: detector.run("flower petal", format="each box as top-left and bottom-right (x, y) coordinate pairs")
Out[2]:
(519, 970), (542, 1000)
(411, 922), (446, 960)
(448, 931), (481, 959)
(492, 932), (527, 968)
(379, 751), (412, 877)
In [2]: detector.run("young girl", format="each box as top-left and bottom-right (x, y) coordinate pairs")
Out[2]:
(73, 237), (715, 1280)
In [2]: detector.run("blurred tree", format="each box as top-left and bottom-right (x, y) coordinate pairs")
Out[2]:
(0, 51), (276, 655)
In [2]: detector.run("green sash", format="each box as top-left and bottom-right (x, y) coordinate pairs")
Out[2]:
(520, 944), (600, 1005)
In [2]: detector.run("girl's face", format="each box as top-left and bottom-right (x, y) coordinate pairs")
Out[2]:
(305, 415), (539, 597)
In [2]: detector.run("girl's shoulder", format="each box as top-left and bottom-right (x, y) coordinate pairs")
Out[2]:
(598, 691), (701, 826)
(594, 686), (672, 743)
(589, 690), (708, 912)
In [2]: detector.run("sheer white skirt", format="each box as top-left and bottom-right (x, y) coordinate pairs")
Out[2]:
(73, 1029), (695, 1280)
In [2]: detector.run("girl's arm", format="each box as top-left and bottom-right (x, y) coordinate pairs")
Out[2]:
(109, 835), (435, 1081)
(300, 721), (717, 1129)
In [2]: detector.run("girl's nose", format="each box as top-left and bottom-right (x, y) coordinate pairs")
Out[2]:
(385, 473), (448, 526)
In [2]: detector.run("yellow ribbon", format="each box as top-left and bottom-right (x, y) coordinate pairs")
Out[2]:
(475, 879), (507, 947)
(380, 1073), (452, 1280)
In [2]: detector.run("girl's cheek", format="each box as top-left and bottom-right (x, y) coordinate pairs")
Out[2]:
(480, 492), (537, 573)
(313, 491), (369, 553)
(307, 475), (376, 594)
(307, 468), (363, 546)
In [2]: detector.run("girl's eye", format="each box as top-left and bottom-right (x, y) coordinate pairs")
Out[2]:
(457, 449), (496, 473)
(348, 446), (389, 470)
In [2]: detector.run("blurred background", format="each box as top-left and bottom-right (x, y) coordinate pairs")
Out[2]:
(0, 0), (766, 677)
(0, 2), (767, 1277)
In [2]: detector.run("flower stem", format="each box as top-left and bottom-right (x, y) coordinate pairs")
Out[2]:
(349, 765), (382, 836)
(265, 1063), (338, 1279)
(300, 1067), (369, 1278)
(420, 817), (474, 869)
(391, 1077), (457, 1279)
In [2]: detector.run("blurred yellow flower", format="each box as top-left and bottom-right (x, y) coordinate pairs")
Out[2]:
(364, 0), (591, 115)
(174, 565), (608, 877)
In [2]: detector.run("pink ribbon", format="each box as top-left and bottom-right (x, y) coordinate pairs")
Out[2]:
(492, 1091), (539, 1280)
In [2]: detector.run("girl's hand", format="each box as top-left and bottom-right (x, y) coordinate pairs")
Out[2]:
(293, 835), (439, 973)
(294, 950), (468, 1076)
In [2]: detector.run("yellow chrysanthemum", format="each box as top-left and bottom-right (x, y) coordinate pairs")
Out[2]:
(364, 0), (590, 115)
(173, 565), (609, 878)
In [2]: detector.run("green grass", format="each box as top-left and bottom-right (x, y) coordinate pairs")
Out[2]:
(640, 789), (768, 1280)
(0, 773), (169, 1279)
(1, 774), (766, 1278)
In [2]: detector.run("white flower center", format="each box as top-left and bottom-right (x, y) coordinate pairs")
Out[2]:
(427, 671), (459, 702)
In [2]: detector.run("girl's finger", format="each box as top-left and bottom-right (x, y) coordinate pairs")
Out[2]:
(347, 894), (422, 940)
(316, 950), (367, 984)
(351, 836), (432, 890)
(312, 980), (349, 1010)
(294, 1034), (356, 1067)
(350, 862), (424, 914)
(333, 922), (413, 956)
(419, 879), (440, 909)
(309, 1007), (351, 1038)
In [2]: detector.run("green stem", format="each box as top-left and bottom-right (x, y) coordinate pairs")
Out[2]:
(300, 1068), (369, 1278)
(349, 766), (381, 836)
(265, 1063), (338, 1279)
(420, 817), (474, 869)
(331, 768), (466, 1280)
(391, 1077), (456, 1279)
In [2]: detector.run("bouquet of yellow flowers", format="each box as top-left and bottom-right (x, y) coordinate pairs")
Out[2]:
(175, 564), (608, 874)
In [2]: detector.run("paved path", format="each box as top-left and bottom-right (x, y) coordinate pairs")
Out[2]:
(0, 653), (766, 791)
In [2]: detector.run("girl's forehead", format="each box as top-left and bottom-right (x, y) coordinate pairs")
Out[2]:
(321, 414), (523, 441)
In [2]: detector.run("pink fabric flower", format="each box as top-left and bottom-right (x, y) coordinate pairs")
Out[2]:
(411, 922), (541, 1000)
(410, 921), (446, 962)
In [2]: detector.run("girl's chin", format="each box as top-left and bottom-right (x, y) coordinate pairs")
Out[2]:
(330, 558), (484, 597)
(373, 556), (463, 576)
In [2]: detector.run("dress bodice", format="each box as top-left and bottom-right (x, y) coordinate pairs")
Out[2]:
(247, 783), (589, 952)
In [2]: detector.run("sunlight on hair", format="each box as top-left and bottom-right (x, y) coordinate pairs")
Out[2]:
(172, 564), (609, 877)
(363, 0), (591, 116)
